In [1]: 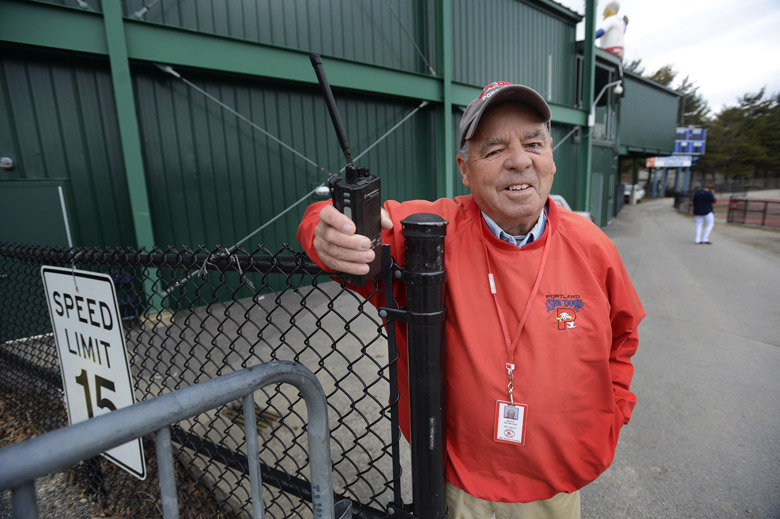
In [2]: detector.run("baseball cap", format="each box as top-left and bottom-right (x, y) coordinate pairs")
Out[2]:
(459, 81), (552, 149)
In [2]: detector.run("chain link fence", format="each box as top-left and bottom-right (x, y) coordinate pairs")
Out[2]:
(0, 242), (412, 518)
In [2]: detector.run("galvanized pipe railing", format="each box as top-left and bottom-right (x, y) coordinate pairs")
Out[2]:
(0, 361), (351, 519)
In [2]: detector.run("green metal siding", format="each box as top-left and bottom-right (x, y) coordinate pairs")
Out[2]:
(619, 73), (679, 154)
(0, 48), (135, 247)
(452, 0), (577, 106)
(0, 0), (638, 248)
(550, 124), (580, 205)
(119, 0), (432, 75)
(590, 144), (617, 226)
(133, 65), (435, 248)
(451, 106), (468, 197)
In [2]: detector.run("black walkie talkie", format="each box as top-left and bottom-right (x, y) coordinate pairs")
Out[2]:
(310, 54), (382, 286)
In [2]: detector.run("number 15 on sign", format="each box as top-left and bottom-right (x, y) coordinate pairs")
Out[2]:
(41, 267), (146, 480)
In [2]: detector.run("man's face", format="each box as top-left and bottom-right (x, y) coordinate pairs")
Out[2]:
(457, 102), (556, 236)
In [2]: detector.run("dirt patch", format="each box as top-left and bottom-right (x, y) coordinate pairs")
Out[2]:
(712, 222), (780, 260)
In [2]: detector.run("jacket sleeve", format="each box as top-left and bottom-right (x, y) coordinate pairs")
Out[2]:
(605, 251), (645, 425)
(296, 199), (411, 304)
(297, 199), (415, 270)
(296, 200), (334, 271)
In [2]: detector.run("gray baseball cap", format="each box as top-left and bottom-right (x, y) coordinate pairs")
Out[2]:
(459, 81), (552, 149)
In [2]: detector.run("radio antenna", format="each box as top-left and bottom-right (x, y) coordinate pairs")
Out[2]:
(310, 54), (354, 168)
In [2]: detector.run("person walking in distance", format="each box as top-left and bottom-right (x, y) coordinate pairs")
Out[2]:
(693, 185), (717, 244)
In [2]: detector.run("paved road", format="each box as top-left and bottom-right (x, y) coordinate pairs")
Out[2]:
(581, 198), (780, 518)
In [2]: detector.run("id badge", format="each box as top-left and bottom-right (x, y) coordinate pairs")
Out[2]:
(494, 400), (527, 446)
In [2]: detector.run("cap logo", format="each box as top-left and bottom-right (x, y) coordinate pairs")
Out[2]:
(478, 81), (513, 102)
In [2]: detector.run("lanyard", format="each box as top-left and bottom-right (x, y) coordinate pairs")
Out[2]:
(479, 213), (551, 403)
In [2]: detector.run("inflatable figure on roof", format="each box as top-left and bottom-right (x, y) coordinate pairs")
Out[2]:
(595, 1), (626, 60)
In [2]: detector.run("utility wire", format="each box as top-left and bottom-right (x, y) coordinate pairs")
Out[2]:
(163, 66), (334, 177)
(160, 66), (428, 297)
(552, 126), (579, 152)
(383, 0), (437, 76)
(346, 101), (428, 167)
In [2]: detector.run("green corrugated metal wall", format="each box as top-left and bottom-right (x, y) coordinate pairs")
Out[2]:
(550, 125), (581, 205)
(123, 0), (432, 74)
(0, 48), (436, 250)
(37, 0), (431, 76)
(0, 48), (135, 246)
(619, 72), (678, 153)
(452, 0), (578, 106)
(451, 106), (467, 197)
(590, 144), (618, 226)
(134, 65), (436, 248)
(1, 0), (604, 252)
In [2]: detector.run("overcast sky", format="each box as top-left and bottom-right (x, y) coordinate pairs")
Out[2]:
(555, 0), (780, 114)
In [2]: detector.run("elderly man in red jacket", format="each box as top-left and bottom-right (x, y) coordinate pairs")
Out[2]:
(297, 81), (644, 519)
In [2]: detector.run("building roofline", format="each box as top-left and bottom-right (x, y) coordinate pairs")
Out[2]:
(575, 42), (682, 97)
(523, 0), (583, 24)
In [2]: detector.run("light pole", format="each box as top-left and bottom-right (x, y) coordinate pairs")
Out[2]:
(588, 79), (624, 127)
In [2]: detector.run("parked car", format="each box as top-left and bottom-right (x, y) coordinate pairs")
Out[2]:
(549, 194), (594, 222)
(624, 184), (645, 204)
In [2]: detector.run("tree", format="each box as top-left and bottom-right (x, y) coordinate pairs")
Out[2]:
(676, 76), (710, 127)
(629, 64), (779, 185)
(647, 65), (675, 87)
(698, 88), (780, 182)
(623, 58), (645, 76)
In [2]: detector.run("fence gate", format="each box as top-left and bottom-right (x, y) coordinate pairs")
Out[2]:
(0, 220), (447, 519)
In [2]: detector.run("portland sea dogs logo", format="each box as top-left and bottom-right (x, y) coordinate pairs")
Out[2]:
(478, 81), (514, 102)
(545, 294), (584, 330)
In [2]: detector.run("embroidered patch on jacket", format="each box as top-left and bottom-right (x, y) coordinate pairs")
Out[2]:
(545, 294), (584, 330)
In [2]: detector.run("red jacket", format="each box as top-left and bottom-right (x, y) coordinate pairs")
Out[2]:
(297, 195), (644, 503)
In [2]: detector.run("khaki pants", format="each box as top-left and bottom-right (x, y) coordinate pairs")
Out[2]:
(446, 483), (581, 519)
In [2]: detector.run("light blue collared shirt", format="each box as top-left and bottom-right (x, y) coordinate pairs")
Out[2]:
(482, 210), (547, 248)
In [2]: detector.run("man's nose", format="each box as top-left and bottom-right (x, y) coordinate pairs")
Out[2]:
(504, 144), (532, 171)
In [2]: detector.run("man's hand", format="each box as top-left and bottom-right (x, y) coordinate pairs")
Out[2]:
(313, 204), (393, 275)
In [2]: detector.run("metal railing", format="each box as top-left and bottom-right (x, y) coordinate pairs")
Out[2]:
(0, 222), (447, 519)
(727, 197), (780, 229)
(0, 361), (351, 519)
(675, 193), (780, 230)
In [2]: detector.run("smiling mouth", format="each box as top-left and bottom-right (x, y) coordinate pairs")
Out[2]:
(506, 184), (532, 191)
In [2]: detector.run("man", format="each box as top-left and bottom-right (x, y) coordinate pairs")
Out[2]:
(693, 184), (717, 244)
(297, 81), (644, 518)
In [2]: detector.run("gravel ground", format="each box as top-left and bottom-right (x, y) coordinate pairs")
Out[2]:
(0, 394), (103, 518)
(0, 472), (103, 519)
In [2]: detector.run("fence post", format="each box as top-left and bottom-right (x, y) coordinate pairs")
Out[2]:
(402, 213), (448, 519)
(762, 201), (768, 227)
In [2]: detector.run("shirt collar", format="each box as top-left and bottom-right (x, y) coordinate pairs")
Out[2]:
(482, 209), (547, 248)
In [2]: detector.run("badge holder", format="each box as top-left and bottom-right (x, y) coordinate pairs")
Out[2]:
(494, 363), (527, 445)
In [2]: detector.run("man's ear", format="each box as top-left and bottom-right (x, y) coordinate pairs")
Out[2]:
(456, 155), (470, 187)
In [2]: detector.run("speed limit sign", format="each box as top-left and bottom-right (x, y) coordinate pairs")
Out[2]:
(41, 266), (146, 480)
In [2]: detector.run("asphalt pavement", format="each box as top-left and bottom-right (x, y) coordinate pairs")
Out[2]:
(580, 197), (780, 518)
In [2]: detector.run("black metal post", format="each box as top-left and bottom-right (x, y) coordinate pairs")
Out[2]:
(379, 245), (403, 509)
(402, 213), (448, 519)
(727, 196), (734, 223)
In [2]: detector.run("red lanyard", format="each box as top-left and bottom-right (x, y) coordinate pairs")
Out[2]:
(479, 213), (551, 402)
